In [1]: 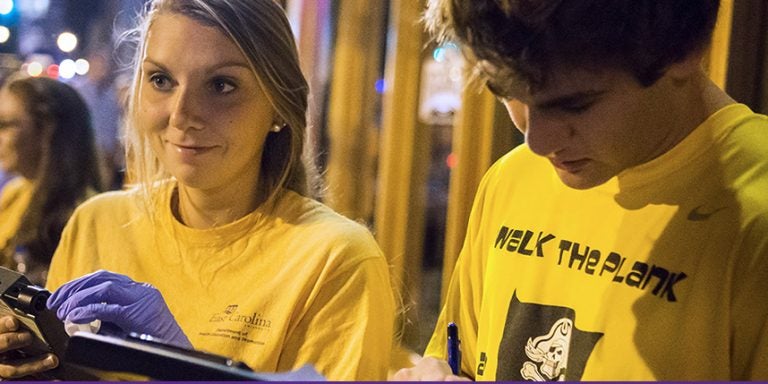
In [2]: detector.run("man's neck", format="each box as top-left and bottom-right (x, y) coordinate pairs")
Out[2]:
(647, 71), (735, 163)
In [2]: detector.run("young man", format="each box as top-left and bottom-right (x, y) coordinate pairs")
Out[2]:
(395, 0), (768, 380)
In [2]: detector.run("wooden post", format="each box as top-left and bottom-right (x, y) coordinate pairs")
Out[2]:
(706, 0), (734, 87)
(325, 1), (386, 221)
(375, 0), (429, 347)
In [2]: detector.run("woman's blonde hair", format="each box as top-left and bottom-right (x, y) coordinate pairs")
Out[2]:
(121, 0), (317, 212)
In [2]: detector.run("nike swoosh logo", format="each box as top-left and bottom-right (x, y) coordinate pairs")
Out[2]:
(687, 205), (727, 221)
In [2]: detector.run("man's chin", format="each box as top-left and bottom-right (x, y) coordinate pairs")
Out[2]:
(555, 169), (611, 190)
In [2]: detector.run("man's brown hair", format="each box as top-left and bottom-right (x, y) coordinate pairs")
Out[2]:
(426, 0), (720, 94)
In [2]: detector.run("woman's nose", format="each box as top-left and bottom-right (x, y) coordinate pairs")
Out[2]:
(168, 87), (204, 131)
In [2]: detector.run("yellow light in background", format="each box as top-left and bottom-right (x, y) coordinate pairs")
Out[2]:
(56, 32), (78, 53)
(27, 61), (43, 77)
(0, 26), (9, 44)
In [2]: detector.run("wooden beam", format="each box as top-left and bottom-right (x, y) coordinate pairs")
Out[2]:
(375, 0), (429, 347)
(325, 1), (386, 221)
(706, 0), (734, 88)
(440, 86), (519, 303)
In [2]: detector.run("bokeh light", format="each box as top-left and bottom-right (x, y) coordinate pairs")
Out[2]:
(27, 61), (43, 77)
(75, 58), (90, 75)
(56, 31), (78, 53)
(46, 64), (59, 78)
(0, 26), (9, 44)
(0, 0), (13, 15)
(446, 153), (458, 169)
(375, 78), (386, 94)
(59, 59), (76, 79)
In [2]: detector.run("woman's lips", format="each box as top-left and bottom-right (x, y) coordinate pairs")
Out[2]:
(170, 142), (216, 158)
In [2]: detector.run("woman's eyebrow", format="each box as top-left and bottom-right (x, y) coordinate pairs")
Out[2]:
(143, 57), (251, 72)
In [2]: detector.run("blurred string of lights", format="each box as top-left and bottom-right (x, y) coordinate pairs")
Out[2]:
(17, 29), (84, 80)
(1, 0), (92, 80)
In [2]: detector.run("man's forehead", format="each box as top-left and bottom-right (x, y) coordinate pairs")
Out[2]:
(479, 59), (612, 101)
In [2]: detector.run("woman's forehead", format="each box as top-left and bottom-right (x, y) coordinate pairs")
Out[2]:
(144, 13), (248, 69)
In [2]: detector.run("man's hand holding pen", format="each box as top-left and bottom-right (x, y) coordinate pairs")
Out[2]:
(392, 322), (470, 381)
(392, 356), (470, 381)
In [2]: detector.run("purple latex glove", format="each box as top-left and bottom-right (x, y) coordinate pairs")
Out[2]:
(47, 270), (192, 349)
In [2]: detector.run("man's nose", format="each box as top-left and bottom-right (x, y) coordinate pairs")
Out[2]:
(525, 110), (571, 156)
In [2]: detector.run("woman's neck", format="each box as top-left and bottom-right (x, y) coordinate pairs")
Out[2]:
(173, 179), (266, 229)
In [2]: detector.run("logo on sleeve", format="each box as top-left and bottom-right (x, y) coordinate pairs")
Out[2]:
(496, 292), (602, 381)
(477, 352), (488, 376)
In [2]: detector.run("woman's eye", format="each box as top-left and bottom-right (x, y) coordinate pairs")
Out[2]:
(212, 79), (236, 94)
(148, 73), (172, 91)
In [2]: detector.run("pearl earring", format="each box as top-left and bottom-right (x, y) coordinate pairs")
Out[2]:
(271, 123), (284, 133)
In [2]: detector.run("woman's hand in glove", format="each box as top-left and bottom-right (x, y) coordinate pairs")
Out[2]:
(47, 270), (192, 349)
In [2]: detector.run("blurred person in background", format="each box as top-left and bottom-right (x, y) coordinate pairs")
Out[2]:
(0, 71), (18, 192)
(0, 0), (395, 380)
(0, 75), (103, 285)
(73, 47), (126, 190)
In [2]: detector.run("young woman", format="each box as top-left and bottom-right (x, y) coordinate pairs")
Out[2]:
(0, 76), (103, 285)
(0, 0), (394, 380)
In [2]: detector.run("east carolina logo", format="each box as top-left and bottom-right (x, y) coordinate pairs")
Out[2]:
(521, 318), (572, 381)
(200, 305), (271, 346)
(494, 292), (602, 381)
(209, 304), (272, 329)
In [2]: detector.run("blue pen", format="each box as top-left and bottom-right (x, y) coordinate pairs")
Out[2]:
(447, 322), (461, 375)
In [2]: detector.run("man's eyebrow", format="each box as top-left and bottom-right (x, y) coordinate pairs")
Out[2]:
(535, 90), (606, 109)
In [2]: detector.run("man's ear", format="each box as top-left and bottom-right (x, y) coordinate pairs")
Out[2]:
(503, 98), (528, 134)
(666, 48), (707, 81)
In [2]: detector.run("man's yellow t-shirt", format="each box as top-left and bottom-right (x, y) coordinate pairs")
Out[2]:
(426, 104), (768, 380)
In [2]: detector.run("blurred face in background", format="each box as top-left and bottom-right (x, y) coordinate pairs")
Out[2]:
(0, 87), (44, 178)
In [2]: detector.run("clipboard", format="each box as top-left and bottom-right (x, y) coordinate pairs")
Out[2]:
(64, 332), (325, 381)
